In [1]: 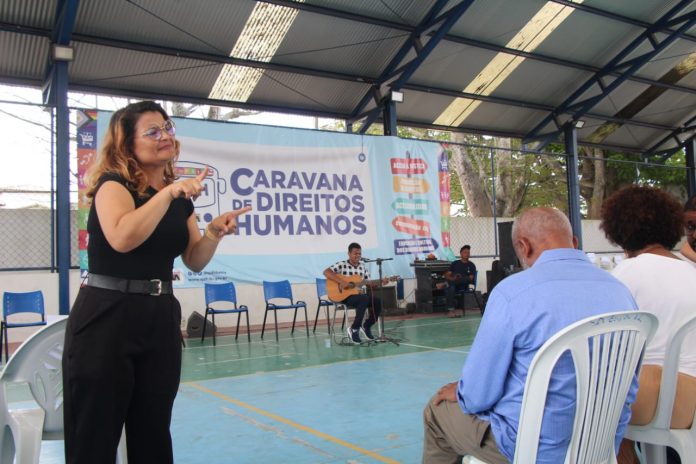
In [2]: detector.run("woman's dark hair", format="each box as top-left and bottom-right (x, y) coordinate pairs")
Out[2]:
(685, 195), (696, 212)
(600, 185), (684, 252)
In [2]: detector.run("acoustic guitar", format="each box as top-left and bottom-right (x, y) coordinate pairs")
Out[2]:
(326, 275), (400, 302)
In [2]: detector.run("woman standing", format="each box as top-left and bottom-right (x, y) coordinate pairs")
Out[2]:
(62, 101), (250, 463)
(600, 185), (696, 464)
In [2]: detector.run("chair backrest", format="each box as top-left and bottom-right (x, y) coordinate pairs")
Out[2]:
(514, 311), (657, 464)
(3, 291), (45, 319)
(263, 280), (293, 303)
(0, 317), (67, 438)
(315, 278), (328, 299)
(205, 282), (238, 306)
(640, 313), (696, 432)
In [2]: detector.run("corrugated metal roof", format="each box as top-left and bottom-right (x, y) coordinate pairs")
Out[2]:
(2, 0), (696, 155)
(0, 32), (49, 82)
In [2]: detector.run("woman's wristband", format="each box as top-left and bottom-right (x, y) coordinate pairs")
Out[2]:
(205, 226), (221, 242)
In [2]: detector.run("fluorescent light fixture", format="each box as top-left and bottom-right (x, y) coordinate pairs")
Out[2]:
(209, 1), (304, 102)
(391, 90), (404, 103)
(434, 0), (584, 126)
(52, 44), (74, 62)
(574, 119), (585, 129)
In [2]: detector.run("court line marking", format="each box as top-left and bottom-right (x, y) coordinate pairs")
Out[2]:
(187, 382), (401, 464)
(186, 343), (470, 378)
(399, 343), (469, 353)
(183, 316), (480, 351)
(196, 352), (302, 365)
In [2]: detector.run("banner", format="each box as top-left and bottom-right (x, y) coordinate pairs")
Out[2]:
(84, 112), (453, 286)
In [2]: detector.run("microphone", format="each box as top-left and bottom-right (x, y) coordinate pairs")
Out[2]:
(361, 257), (371, 262)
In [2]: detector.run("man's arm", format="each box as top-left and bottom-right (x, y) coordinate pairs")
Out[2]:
(468, 262), (477, 282)
(323, 266), (354, 292)
(458, 293), (514, 413)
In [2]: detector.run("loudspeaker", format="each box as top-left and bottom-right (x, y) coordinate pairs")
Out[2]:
(186, 311), (216, 338)
(498, 221), (519, 271)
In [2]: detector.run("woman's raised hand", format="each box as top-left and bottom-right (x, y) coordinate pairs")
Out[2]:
(169, 166), (208, 200)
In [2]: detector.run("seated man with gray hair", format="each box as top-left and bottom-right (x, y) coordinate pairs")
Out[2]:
(422, 207), (638, 463)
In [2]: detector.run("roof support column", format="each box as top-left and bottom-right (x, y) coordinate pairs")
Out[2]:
(44, 0), (79, 315)
(50, 65), (71, 315)
(564, 124), (583, 249)
(383, 100), (397, 136)
(686, 139), (696, 198)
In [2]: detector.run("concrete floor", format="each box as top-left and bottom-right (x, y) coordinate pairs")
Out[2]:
(7, 311), (483, 463)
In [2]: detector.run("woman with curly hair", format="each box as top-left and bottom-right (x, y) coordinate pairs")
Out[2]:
(62, 101), (251, 464)
(600, 185), (696, 464)
(677, 194), (696, 265)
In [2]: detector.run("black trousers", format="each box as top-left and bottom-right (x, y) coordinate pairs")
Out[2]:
(63, 286), (182, 464)
(343, 293), (382, 330)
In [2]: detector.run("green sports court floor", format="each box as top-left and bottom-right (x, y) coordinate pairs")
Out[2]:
(15, 311), (483, 463)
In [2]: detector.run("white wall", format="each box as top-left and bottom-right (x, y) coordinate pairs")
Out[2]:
(0, 270), (419, 345)
(1, 215), (656, 345)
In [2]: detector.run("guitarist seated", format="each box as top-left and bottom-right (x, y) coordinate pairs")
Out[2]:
(324, 242), (390, 344)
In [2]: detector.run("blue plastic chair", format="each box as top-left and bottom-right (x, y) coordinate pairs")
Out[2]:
(1, 291), (47, 363)
(455, 270), (484, 314)
(261, 280), (308, 341)
(202, 282), (250, 344)
(312, 278), (335, 334)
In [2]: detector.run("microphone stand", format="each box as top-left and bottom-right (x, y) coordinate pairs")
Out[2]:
(364, 257), (397, 345)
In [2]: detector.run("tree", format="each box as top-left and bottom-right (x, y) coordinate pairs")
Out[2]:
(578, 148), (687, 218)
(167, 102), (259, 120)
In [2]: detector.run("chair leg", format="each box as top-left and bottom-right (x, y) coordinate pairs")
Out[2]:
(261, 308), (269, 339)
(313, 304), (321, 333)
(325, 306), (331, 335)
(291, 309), (298, 334)
(473, 292), (485, 315)
(245, 311), (250, 342)
(235, 312), (241, 340)
(273, 310), (279, 341)
(0, 323), (4, 364)
(9, 408), (45, 464)
(3, 324), (8, 363)
(211, 312), (216, 346)
(303, 306), (309, 337)
(642, 443), (667, 464)
(201, 310), (208, 343)
(330, 307), (338, 336)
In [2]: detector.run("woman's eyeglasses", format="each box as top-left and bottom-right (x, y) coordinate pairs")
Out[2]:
(141, 119), (176, 141)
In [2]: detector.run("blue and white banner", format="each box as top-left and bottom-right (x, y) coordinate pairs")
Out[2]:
(94, 112), (451, 287)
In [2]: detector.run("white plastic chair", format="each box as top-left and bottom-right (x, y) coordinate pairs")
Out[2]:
(624, 313), (696, 464)
(464, 310), (657, 464)
(0, 318), (127, 463)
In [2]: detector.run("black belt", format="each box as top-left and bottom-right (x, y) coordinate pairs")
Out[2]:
(86, 274), (173, 296)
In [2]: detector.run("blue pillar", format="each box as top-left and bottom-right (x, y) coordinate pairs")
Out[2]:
(383, 99), (397, 136)
(45, 0), (79, 315)
(564, 124), (583, 249)
(49, 62), (71, 315)
(686, 139), (696, 199)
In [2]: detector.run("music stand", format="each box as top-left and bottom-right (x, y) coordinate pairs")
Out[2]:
(363, 257), (398, 345)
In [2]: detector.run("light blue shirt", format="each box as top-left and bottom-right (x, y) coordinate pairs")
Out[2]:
(457, 248), (638, 463)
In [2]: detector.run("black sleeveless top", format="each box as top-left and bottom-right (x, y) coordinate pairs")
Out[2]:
(87, 173), (194, 281)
